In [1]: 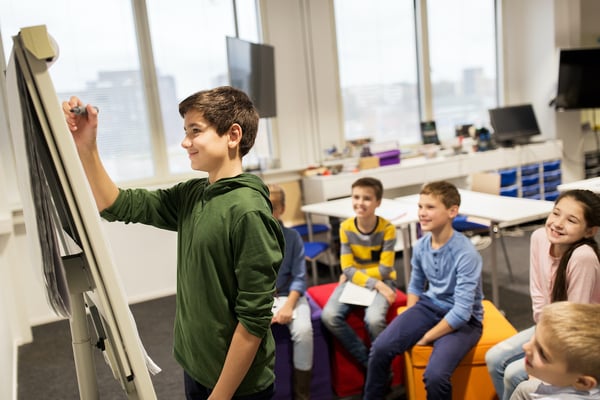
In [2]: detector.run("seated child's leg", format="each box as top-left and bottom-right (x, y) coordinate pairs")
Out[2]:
(503, 358), (529, 400)
(288, 296), (314, 371)
(363, 287), (392, 340)
(423, 317), (483, 399)
(321, 283), (370, 367)
(363, 300), (439, 400)
(485, 326), (535, 400)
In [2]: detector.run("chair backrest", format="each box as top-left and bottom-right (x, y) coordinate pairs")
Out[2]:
(470, 172), (501, 195)
(275, 180), (306, 227)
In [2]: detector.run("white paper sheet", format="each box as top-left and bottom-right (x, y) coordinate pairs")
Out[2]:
(339, 282), (376, 306)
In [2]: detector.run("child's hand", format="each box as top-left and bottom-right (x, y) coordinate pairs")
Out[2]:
(271, 302), (294, 325)
(375, 281), (397, 305)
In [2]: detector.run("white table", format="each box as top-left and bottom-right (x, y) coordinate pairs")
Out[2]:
(301, 198), (419, 286)
(557, 177), (600, 193)
(394, 190), (554, 307)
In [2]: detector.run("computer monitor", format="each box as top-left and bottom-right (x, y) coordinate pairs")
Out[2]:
(554, 47), (600, 110)
(488, 104), (541, 147)
(420, 120), (440, 145)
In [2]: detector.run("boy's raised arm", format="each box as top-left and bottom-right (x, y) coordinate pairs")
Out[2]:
(62, 97), (119, 211)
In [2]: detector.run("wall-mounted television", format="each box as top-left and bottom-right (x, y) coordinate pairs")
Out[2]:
(554, 47), (600, 110)
(488, 104), (541, 147)
(226, 36), (276, 118)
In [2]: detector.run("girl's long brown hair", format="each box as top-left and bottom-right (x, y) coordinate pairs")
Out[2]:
(551, 190), (600, 302)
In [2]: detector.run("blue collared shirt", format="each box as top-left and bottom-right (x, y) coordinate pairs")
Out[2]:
(408, 230), (484, 328)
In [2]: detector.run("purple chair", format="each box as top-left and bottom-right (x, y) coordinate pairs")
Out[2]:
(271, 294), (333, 400)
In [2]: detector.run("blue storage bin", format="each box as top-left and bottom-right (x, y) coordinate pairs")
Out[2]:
(544, 181), (560, 193)
(543, 169), (562, 183)
(500, 185), (518, 197)
(543, 160), (561, 172)
(499, 168), (518, 187)
(522, 184), (540, 198)
(521, 174), (540, 186)
(521, 163), (540, 176)
(544, 191), (560, 201)
(524, 193), (542, 200)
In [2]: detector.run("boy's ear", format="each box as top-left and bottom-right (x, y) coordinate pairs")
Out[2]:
(227, 123), (242, 148)
(448, 204), (459, 218)
(572, 375), (597, 391)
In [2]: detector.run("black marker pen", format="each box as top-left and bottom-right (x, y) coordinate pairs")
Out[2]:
(70, 106), (99, 115)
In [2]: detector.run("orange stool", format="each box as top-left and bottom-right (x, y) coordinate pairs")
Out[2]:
(401, 300), (517, 400)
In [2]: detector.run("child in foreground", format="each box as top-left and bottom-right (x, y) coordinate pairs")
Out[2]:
(510, 302), (600, 400)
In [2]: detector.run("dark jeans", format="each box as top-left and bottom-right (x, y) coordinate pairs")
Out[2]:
(364, 297), (483, 400)
(184, 371), (275, 400)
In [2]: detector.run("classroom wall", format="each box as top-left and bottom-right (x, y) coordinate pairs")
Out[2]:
(1, 1), (599, 399)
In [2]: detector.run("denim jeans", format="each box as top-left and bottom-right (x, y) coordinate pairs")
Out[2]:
(184, 371), (274, 400)
(485, 326), (534, 400)
(320, 281), (393, 368)
(364, 297), (482, 400)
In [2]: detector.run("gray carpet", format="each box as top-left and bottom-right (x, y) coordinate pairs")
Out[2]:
(17, 225), (540, 399)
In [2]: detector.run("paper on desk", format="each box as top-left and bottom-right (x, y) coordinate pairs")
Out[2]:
(339, 282), (376, 306)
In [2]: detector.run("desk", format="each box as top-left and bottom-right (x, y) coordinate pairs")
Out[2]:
(557, 177), (600, 193)
(394, 190), (554, 307)
(301, 198), (419, 286)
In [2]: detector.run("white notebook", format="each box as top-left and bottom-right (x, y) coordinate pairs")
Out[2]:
(339, 282), (376, 306)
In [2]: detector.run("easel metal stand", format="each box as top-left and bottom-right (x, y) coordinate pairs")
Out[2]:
(63, 254), (99, 400)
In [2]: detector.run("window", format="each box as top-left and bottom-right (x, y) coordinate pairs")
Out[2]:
(334, 0), (498, 147)
(427, 0), (497, 141)
(334, 0), (420, 146)
(0, 0), (266, 182)
(0, 0), (151, 182)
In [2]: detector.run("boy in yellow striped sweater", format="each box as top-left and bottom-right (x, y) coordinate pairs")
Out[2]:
(321, 177), (397, 369)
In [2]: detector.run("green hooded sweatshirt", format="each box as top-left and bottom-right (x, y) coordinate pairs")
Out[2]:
(101, 173), (284, 395)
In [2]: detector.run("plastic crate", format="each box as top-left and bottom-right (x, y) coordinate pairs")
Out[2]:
(524, 193), (542, 200)
(543, 160), (561, 172)
(521, 163), (540, 176)
(499, 168), (518, 187)
(544, 181), (560, 193)
(543, 169), (562, 183)
(521, 174), (540, 186)
(522, 184), (540, 198)
(544, 191), (560, 201)
(500, 185), (518, 197)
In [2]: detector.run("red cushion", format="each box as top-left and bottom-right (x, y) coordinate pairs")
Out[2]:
(307, 283), (407, 397)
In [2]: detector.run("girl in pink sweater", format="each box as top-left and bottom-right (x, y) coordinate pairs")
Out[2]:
(485, 189), (600, 400)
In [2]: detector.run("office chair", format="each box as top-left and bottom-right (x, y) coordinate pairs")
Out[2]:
(302, 241), (336, 286)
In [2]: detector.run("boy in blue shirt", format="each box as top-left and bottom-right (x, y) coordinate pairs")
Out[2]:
(364, 180), (484, 399)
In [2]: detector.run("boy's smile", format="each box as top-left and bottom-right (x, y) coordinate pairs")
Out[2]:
(351, 186), (381, 219)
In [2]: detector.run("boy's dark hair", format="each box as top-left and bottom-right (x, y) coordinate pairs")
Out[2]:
(420, 181), (461, 209)
(352, 177), (384, 200)
(178, 86), (259, 157)
(551, 189), (600, 302)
